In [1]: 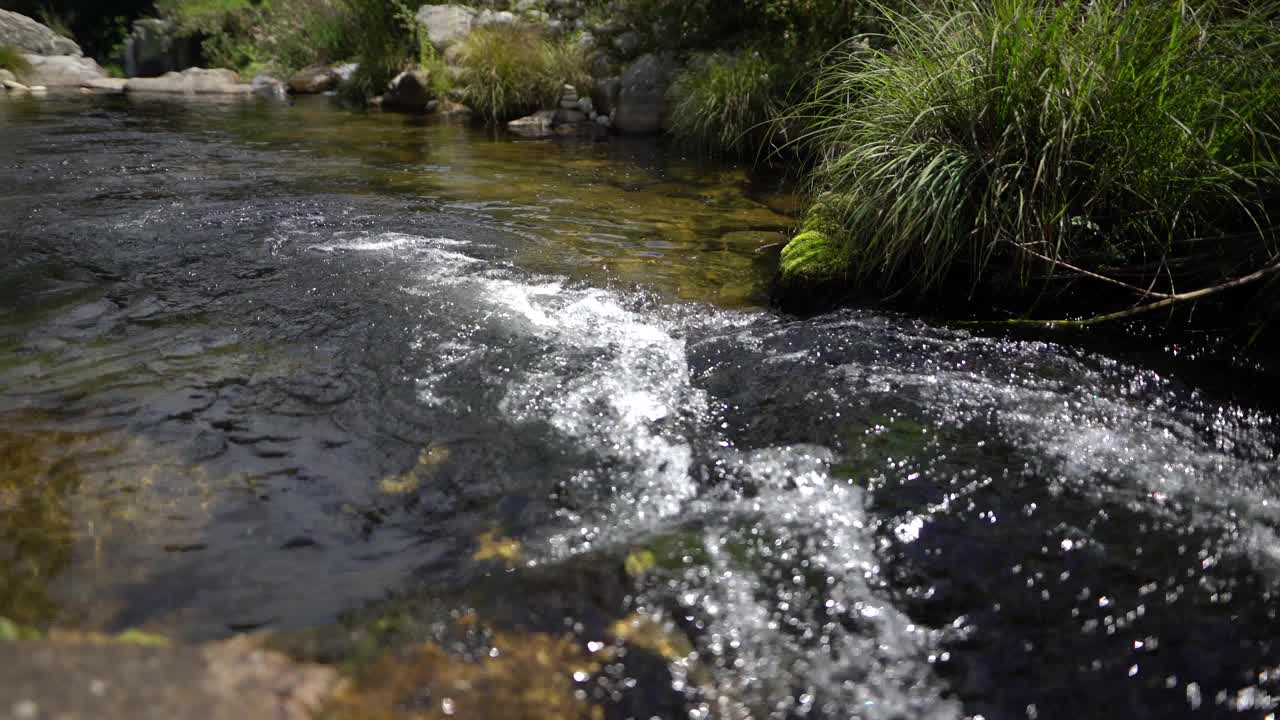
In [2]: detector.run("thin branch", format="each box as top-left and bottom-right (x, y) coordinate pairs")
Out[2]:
(1006, 240), (1176, 299)
(964, 259), (1280, 328)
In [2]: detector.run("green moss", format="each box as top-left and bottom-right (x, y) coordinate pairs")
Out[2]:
(778, 207), (850, 286)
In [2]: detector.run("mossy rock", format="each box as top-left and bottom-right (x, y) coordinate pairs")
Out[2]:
(778, 202), (850, 283)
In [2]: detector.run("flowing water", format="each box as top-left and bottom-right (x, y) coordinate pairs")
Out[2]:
(1, 93), (1279, 720)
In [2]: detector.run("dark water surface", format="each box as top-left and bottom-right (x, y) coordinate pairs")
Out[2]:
(1, 93), (1278, 720)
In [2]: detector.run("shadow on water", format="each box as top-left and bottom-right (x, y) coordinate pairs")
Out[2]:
(1, 92), (1279, 719)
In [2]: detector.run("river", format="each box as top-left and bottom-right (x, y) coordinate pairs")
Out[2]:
(1, 93), (1278, 719)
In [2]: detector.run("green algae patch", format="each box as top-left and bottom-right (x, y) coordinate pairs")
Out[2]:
(778, 203), (851, 290)
(325, 624), (607, 720)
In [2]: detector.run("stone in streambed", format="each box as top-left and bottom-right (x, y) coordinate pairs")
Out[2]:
(126, 68), (252, 95)
(287, 64), (339, 94)
(83, 77), (128, 94)
(508, 109), (556, 137)
(382, 69), (436, 112)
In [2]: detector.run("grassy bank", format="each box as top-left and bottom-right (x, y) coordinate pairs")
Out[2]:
(778, 0), (1280, 339)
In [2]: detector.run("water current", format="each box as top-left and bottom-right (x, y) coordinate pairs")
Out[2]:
(1, 93), (1279, 719)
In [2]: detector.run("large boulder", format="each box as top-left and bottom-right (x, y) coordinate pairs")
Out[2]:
(613, 54), (670, 134)
(288, 64), (339, 94)
(126, 68), (252, 95)
(382, 69), (436, 112)
(415, 4), (477, 53)
(123, 19), (199, 78)
(20, 53), (106, 86)
(0, 9), (81, 56)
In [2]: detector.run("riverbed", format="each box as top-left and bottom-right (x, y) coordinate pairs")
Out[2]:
(1, 93), (1278, 719)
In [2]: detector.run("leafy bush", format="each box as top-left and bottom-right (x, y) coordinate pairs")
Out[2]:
(0, 46), (32, 79)
(455, 25), (589, 124)
(667, 51), (781, 158)
(784, 0), (1280, 327)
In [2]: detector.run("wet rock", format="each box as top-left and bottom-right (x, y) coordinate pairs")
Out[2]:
(382, 68), (437, 112)
(507, 109), (556, 137)
(3, 78), (28, 92)
(590, 76), (620, 117)
(251, 74), (287, 99)
(83, 77), (128, 94)
(613, 54), (670, 134)
(126, 68), (252, 95)
(333, 62), (358, 82)
(0, 635), (339, 720)
(612, 30), (641, 59)
(123, 19), (197, 78)
(287, 64), (339, 94)
(0, 9), (81, 56)
(553, 107), (587, 125)
(18, 53), (106, 87)
(415, 4), (477, 53)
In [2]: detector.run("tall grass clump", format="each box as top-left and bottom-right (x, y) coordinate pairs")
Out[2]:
(0, 46), (32, 79)
(455, 25), (589, 125)
(336, 0), (415, 103)
(667, 51), (781, 158)
(785, 0), (1280, 329)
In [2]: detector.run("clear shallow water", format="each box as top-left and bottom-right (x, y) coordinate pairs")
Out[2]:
(1, 93), (1279, 720)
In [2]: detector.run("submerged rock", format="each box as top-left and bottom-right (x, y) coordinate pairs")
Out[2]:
(0, 635), (338, 720)
(18, 54), (106, 87)
(0, 9), (80, 56)
(287, 64), (339, 94)
(126, 68), (252, 95)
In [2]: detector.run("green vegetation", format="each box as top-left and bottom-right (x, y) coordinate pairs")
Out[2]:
(335, 0), (414, 102)
(783, 0), (1280, 333)
(666, 51), (780, 158)
(455, 25), (588, 125)
(0, 45), (32, 80)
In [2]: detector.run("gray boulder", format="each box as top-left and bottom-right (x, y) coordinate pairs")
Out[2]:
(20, 54), (106, 86)
(0, 9), (81, 56)
(288, 64), (339, 94)
(123, 19), (198, 78)
(126, 68), (252, 95)
(415, 4), (477, 53)
(382, 69), (436, 112)
(613, 55), (669, 133)
(251, 74), (287, 99)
